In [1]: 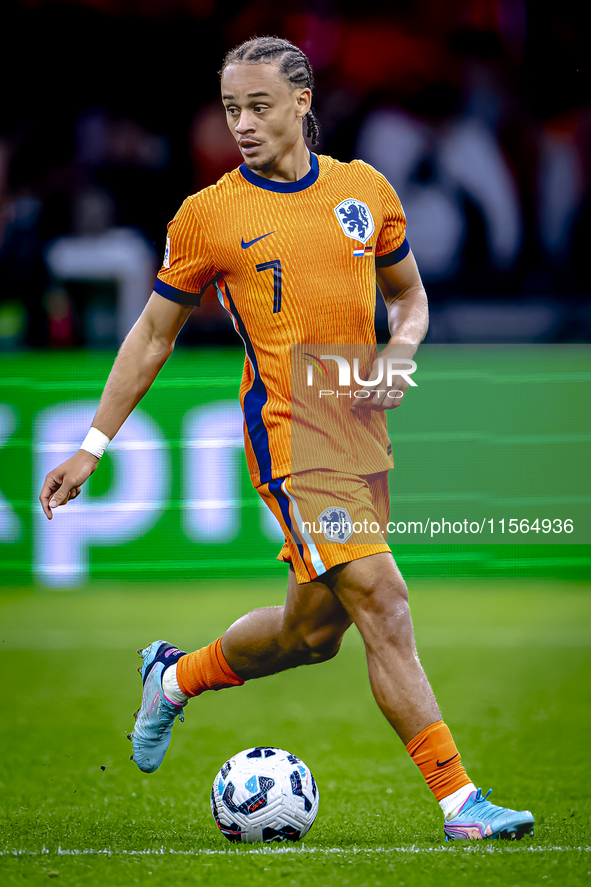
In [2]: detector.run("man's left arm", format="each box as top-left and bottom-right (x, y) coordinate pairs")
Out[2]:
(352, 250), (429, 411)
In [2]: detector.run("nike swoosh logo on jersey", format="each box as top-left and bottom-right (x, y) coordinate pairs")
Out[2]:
(241, 231), (275, 249)
(436, 754), (459, 767)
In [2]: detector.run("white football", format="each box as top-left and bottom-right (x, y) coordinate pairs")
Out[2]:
(211, 746), (319, 843)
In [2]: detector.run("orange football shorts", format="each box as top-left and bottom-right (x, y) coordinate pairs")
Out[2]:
(256, 469), (391, 585)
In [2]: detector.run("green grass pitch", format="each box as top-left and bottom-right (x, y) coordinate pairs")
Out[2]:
(1, 579), (590, 885)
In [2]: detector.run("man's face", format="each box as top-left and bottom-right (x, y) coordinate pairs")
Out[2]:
(221, 63), (310, 171)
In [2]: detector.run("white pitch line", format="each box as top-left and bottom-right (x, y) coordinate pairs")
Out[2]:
(2, 846), (589, 857)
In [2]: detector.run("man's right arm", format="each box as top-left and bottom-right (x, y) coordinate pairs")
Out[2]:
(39, 292), (194, 519)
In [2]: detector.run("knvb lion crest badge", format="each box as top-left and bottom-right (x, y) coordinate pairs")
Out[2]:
(318, 506), (354, 544)
(334, 198), (375, 245)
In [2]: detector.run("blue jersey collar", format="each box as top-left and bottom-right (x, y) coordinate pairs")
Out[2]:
(239, 152), (319, 193)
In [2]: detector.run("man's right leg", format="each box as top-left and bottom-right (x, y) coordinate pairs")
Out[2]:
(174, 566), (351, 696)
(220, 567), (352, 678)
(131, 568), (351, 772)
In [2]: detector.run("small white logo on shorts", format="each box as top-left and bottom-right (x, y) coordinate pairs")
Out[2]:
(318, 506), (354, 544)
(163, 236), (171, 268)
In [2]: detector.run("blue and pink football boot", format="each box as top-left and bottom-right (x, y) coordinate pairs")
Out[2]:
(444, 788), (534, 840)
(128, 640), (187, 774)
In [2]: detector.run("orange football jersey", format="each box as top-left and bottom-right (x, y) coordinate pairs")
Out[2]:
(154, 153), (409, 487)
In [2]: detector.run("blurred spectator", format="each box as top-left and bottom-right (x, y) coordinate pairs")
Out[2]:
(0, 194), (48, 349)
(538, 113), (584, 270)
(190, 100), (240, 193)
(356, 108), (522, 281)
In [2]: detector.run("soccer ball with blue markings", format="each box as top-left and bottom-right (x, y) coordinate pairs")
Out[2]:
(211, 746), (319, 843)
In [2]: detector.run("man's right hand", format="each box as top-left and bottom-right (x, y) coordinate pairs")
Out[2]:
(38, 292), (194, 521)
(39, 450), (100, 520)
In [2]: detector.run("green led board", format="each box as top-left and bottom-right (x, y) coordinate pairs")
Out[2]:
(1, 345), (589, 587)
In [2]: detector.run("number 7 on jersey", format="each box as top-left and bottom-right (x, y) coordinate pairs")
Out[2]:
(256, 260), (282, 314)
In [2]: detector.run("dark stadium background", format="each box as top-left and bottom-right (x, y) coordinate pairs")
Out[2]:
(1, 0), (589, 349)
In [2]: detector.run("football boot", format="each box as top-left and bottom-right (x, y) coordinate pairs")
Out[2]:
(444, 788), (534, 840)
(129, 640), (187, 774)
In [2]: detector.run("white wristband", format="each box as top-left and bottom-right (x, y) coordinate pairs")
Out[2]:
(80, 427), (111, 459)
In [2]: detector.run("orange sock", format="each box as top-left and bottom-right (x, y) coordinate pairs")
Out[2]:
(176, 637), (245, 698)
(406, 720), (472, 802)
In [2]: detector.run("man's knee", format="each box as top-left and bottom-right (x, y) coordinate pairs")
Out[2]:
(329, 555), (414, 645)
(283, 620), (347, 666)
(302, 624), (346, 664)
(339, 562), (409, 615)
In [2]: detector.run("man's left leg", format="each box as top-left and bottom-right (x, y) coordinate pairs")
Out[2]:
(324, 552), (534, 840)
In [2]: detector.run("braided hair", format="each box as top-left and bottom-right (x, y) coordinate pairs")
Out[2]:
(220, 36), (320, 146)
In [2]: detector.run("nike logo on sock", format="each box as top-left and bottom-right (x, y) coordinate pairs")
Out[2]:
(241, 232), (275, 249)
(436, 754), (459, 767)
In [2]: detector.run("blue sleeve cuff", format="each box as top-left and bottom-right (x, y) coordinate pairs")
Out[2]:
(153, 274), (221, 306)
(375, 237), (410, 268)
(153, 278), (202, 306)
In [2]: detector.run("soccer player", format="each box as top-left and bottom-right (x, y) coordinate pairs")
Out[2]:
(39, 37), (534, 841)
